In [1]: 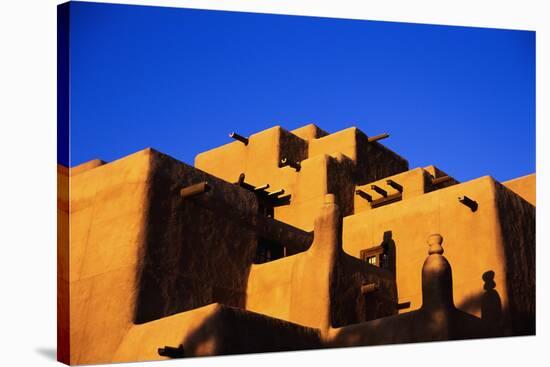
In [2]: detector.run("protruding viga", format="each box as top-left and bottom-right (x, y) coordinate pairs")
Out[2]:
(289, 194), (342, 334)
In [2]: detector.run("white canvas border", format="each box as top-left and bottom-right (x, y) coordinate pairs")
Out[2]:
(0, 1), (546, 366)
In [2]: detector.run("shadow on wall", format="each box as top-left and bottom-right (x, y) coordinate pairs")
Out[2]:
(332, 233), (399, 327)
(177, 306), (322, 358)
(481, 270), (503, 337)
(495, 182), (536, 336)
(132, 153), (314, 325)
(457, 270), (503, 337)
(381, 231), (396, 276)
(363, 231), (397, 320)
(133, 156), (257, 324)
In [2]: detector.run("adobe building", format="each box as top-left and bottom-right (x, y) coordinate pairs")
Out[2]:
(57, 124), (535, 365)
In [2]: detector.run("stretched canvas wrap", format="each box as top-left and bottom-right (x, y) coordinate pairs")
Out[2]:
(57, 1), (536, 365)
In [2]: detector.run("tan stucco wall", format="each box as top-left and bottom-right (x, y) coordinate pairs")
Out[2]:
(343, 175), (535, 335)
(345, 176), (502, 315)
(273, 153), (355, 231)
(65, 148), (321, 364)
(113, 303), (223, 362)
(246, 255), (297, 321)
(196, 125), (408, 231)
(195, 126), (303, 190)
(247, 195), (397, 331)
(68, 149), (153, 364)
(70, 158), (105, 176)
(61, 124), (535, 364)
(503, 173), (536, 206)
(291, 123), (328, 140)
(57, 165), (70, 364)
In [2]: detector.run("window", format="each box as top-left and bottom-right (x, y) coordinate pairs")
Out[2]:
(360, 231), (396, 276)
(361, 248), (382, 266)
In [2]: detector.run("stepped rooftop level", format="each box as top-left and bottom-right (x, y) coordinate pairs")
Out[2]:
(58, 124), (536, 364)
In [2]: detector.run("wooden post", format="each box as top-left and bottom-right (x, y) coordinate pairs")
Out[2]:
(458, 195), (478, 212)
(229, 132), (249, 145)
(180, 182), (210, 199)
(386, 179), (403, 193)
(368, 133), (389, 143)
(158, 344), (185, 358)
(355, 189), (373, 202)
(371, 184), (388, 198)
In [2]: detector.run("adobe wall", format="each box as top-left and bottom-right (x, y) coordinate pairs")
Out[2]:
(308, 127), (408, 184)
(69, 149), (260, 363)
(195, 124), (409, 231)
(68, 149), (154, 364)
(63, 123), (535, 363)
(247, 195), (397, 329)
(113, 304), (321, 362)
(291, 123), (328, 140)
(343, 176), (535, 335)
(331, 253), (397, 326)
(113, 303), (224, 362)
(194, 126), (303, 190)
(495, 181), (536, 334)
(354, 168), (430, 214)
(66, 148), (315, 364)
(57, 165), (70, 364)
(328, 307), (485, 347)
(133, 151), (260, 324)
(70, 159), (105, 176)
(246, 255), (297, 321)
(274, 153), (356, 231)
(503, 173), (536, 206)
(354, 166), (459, 215)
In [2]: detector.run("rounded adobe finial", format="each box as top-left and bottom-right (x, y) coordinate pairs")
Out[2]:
(421, 233), (454, 310)
(427, 234), (444, 255)
(325, 194), (336, 204)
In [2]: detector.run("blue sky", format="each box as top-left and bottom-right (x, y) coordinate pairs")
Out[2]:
(66, 1), (535, 182)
